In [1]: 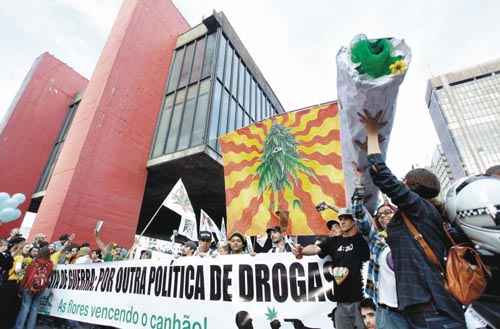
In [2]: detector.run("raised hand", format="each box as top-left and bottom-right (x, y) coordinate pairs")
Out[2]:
(357, 109), (388, 135)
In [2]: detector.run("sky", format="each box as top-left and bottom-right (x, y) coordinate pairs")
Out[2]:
(1, 0), (500, 177)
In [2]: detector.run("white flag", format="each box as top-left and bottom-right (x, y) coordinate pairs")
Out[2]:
(220, 217), (227, 241)
(200, 209), (223, 241)
(178, 216), (198, 242)
(246, 235), (254, 254)
(162, 179), (196, 221)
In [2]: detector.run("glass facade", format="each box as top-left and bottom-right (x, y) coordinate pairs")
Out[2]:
(151, 27), (281, 159)
(35, 100), (80, 193)
(430, 68), (500, 176)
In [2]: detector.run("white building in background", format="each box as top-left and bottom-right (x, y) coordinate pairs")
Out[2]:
(426, 59), (500, 178)
(428, 145), (454, 198)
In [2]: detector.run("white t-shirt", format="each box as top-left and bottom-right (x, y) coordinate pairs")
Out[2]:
(377, 246), (398, 308)
(74, 255), (93, 264)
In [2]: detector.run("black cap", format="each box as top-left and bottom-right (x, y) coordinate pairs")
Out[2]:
(199, 231), (212, 241)
(266, 226), (281, 234)
(326, 219), (340, 230)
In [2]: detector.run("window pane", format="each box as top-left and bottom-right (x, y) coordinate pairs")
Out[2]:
(208, 82), (222, 149)
(190, 38), (205, 83)
(165, 88), (186, 153)
(250, 79), (256, 120)
(238, 61), (245, 105)
(259, 89), (266, 120)
(179, 43), (195, 88)
(236, 105), (243, 129)
(219, 89), (230, 135)
(228, 97), (236, 132)
(167, 48), (185, 93)
(192, 79), (210, 146)
(244, 68), (250, 111)
(244, 112), (250, 127)
(256, 88), (262, 121)
(231, 53), (239, 97)
(224, 45), (233, 87)
(177, 84), (198, 150)
(202, 33), (216, 78)
(216, 35), (226, 80)
(152, 94), (174, 158)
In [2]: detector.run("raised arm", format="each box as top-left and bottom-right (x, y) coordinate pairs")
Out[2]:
(361, 110), (425, 217)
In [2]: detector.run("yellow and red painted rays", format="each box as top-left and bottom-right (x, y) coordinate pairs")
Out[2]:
(220, 102), (346, 236)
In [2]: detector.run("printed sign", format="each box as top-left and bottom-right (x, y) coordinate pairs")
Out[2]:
(39, 253), (338, 329)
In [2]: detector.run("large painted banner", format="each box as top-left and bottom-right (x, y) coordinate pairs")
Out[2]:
(220, 103), (346, 236)
(39, 254), (337, 329)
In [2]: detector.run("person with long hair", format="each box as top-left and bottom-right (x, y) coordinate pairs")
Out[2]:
(361, 110), (465, 327)
(352, 188), (408, 329)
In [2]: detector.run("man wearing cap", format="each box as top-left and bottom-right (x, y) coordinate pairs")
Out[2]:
(182, 241), (197, 257)
(293, 208), (369, 329)
(194, 231), (217, 257)
(326, 219), (342, 237)
(267, 226), (292, 253)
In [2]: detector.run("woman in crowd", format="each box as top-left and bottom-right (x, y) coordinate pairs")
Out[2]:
(352, 188), (408, 329)
(228, 232), (248, 255)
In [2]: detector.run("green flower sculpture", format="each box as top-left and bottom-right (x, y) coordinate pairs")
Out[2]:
(256, 123), (315, 211)
(351, 37), (404, 78)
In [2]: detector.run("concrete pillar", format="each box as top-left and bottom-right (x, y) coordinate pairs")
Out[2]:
(31, 0), (190, 246)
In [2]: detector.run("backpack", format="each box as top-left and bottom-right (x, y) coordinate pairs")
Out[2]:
(21, 258), (53, 294)
(402, 212), (490, 305)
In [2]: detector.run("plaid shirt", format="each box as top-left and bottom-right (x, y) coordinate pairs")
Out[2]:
(368, 154), (465, 324)
(352, 197), (387, 304)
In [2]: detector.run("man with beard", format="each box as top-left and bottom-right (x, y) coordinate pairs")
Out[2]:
(267, 226), (292, 253)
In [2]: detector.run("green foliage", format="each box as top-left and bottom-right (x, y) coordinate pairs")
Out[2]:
(256, 123), (315, 196)
(265, 307), (278, 321)
(351, 37), (402, 78)
(293, 199), (301, 209)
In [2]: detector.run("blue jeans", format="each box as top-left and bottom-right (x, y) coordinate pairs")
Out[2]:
(13, 288), (42, 329)
(376, 307), (410, 329)
(406, 310), (466, 329)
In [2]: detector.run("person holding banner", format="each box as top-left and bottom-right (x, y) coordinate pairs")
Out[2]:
(229, 232), (249, 255)
(292, 208), (369, 329)
(182, 240), (197, 257)
(194, 231), (218, 257)
(266, 226), (292, 253)
(362, 111), (466, 327)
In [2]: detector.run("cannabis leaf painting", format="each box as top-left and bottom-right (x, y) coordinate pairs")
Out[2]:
(220, 103), (346, 236)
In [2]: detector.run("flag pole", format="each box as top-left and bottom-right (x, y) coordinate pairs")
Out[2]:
(139, 204), (163, 237)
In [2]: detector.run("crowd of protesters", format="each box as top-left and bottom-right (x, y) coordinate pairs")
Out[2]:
(1, 114), (499, 329)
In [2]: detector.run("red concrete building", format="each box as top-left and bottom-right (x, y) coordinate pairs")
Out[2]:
(0, 53), (88, 236)
(0, 0), (285, 246)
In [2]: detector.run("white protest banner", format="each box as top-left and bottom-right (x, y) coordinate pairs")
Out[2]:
(39, 253), (337, 329)
(178, 216), (198, 242)
(199, 210), (223, 241)
(162, 179), (196, 221)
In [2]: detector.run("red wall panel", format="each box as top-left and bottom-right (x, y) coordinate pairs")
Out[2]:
(31, 0), (190, 247)
(0, 53), (88, 236)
